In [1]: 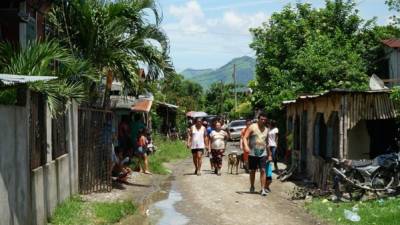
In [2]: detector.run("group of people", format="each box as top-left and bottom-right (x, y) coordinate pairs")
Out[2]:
(187, 113), (279, 196)
(112, 114), (153, 183)
(187, 117), (230, 176)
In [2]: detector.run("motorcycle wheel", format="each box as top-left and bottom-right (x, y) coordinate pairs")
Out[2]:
(371, 169), (394, 189)
(334, 171), (366, 201)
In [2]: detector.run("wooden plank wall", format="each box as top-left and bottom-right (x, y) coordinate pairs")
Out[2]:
(285, 92), (396, 188)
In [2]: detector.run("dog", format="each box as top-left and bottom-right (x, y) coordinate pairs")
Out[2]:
(227, 151), (240, 175)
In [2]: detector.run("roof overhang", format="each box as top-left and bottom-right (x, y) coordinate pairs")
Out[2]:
(131, 99), (153, 113)
(0, 74), (57, 87)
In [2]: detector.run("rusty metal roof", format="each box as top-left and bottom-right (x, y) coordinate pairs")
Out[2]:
(0, 74), (57, 86)
(131, 99), (152, 113)
(382, 39), (400, 48)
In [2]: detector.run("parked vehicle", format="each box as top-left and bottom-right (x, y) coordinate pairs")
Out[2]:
(228, 120), (247, 141)
(332, 152), (400, 200)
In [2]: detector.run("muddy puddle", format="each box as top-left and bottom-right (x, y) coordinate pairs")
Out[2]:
(148, 184), (189, 225)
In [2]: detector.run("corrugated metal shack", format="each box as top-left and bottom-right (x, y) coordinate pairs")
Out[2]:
(283, 89), (397, 189)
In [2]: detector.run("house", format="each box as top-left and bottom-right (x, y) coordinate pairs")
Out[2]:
(283, 89), (397, 189)
(0, 0), (51, 46)
(381, 39), (400, 86)
(0, 74), (79, 225)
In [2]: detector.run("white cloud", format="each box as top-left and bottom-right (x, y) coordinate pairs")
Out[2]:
(164, 0), (269, 70)
(168, 0), (206, 33)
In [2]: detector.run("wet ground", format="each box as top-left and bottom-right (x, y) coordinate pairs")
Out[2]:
(148, 142), (326, 225)
(85, 142), (326, 225)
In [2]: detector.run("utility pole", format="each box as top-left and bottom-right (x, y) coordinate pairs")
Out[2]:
(220, 80), (224, 115)
(233, 64), (237, 115)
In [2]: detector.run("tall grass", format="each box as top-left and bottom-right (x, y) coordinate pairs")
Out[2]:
(148, 135), (190, 174)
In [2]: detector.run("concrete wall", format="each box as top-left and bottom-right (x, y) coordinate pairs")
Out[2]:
(0, 105), (31, 225)
(347, 120), (370, 160)
(31, 102), (79, 225)
(1, 100), (79, 225)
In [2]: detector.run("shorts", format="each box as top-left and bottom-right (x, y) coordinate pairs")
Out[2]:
(135, 146), (147, 156)
(266, 161), (273, 180)
(191, 148), (204, 154)
(248, 155), (267, 171)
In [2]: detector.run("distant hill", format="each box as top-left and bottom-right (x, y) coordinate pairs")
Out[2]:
(181, 68), (213, 80)
(181, 56), (256, 89)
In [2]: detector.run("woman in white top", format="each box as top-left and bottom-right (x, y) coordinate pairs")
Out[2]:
(187, 118), (208, 176)
(268, 120), (279, 171)
(208, 121), (228, 176)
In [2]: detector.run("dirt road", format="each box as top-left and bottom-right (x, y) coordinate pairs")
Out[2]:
(172, 142), (325, 225)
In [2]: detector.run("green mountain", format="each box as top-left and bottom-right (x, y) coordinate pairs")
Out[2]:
(181, 56), (256, 89)
(181, 68), (213, 80)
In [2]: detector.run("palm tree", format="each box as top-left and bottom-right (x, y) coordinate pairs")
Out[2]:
(0, 40), (97, 116)
(47, 0), (174, 101)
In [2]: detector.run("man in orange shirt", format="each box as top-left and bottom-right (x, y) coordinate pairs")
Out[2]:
(240, 119), (252, 173)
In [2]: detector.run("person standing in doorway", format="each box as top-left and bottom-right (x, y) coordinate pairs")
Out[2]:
(240, 119), (252, 173)
(243, 113), (270, 196)
(268, 120), (279, 172)
(209, 121), (229, 175)
(187, 118), (208, 176)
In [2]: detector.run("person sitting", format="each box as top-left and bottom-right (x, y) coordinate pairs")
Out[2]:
(111, 147), (132, 183)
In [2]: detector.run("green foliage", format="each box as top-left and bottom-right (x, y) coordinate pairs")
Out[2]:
(50, 196), (90, 225)
(158, 73), (204, 112)
(250, 0), (400, 112)
(147, 135), (190, 174)
(307, 197), (400, 225)
(50, 196), (136, 225)
(48, 0), (174, 95)
(92, 201), (136, 224)
(0, 41), (96, 116)
(387, 0), (400, 25)
(0, 88), (17, 105)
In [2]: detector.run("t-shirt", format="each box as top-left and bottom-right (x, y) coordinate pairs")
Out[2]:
(268, 127), (279, 147)
(190, 125), (207, 149)
(210, 130), (227, 149)
(248, 123), (269, 157)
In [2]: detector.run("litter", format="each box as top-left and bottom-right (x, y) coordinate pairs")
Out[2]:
(344, 209), (361, 222)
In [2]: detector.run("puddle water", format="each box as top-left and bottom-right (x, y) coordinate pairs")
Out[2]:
(149, 184), (189, 225)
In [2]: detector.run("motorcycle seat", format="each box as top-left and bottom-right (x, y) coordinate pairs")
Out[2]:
(351, 160), (374, 168)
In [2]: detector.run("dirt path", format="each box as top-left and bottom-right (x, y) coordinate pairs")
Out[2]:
(172, 142), (326, 225)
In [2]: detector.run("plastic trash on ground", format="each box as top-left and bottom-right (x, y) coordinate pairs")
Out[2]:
(344, 209), (361, 222)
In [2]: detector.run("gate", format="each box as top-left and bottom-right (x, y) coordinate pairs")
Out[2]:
(78, 107), (113, 194)
(29, 91), (46, 170)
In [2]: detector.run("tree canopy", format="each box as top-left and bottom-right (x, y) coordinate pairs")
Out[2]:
(250, 0), (400, 112)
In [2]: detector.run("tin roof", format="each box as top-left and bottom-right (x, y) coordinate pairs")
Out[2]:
(156, 101), (178, 109)
(282, 88), (391, 105)
(0, 74), (57, 86)
(382, 39), (400, 48)
(110, 95), (136, 109)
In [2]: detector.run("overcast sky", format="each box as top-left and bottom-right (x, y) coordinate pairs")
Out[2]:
(158, 0), (393, 72)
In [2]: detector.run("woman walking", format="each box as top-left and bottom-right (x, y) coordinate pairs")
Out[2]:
(209, 121), (228, 175)
(187, 118), (208, 176)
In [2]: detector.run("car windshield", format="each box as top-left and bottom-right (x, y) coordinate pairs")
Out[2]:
(230, 121), (246, 127)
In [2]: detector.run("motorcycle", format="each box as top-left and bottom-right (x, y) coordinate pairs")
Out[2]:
(332, 152), (400, 201)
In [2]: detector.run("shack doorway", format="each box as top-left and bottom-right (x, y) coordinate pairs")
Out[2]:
(367, 119), (397, 158)
(348, 119), (398, 160)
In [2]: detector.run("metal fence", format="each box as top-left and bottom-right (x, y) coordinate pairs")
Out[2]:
(29, 91), (46, 170)
(52, 114), (68, 160)
(78, 107), (113, 194)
